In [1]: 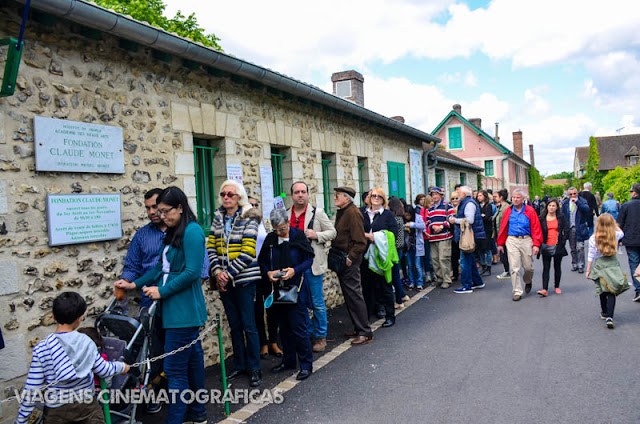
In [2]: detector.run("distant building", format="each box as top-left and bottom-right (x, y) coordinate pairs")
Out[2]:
(574, 134), (640, 178)
(431, 105), (531, 195)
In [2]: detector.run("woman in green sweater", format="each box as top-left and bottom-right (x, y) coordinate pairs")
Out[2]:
(115, 186), (207, 424)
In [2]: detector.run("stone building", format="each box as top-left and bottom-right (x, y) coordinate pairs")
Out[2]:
(0, 0), (440, 414)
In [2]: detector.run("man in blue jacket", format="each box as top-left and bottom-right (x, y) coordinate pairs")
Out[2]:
(561, 187), (591, 273)
(448, 186), (486, 294)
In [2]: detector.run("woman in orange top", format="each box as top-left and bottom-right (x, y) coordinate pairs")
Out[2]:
(537, 199), (570, 296)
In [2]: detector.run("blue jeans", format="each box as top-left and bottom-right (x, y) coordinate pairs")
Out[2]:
(627, 246), (640, 294)
(407, 250), (424, 287)
(163, 327), (206, 424)
(391, 250), (407, 303)
(422, 241), (434, 274)
(304, 269), (327, 339)
(220, 283), (261, 372)
(479, 249), (492, 266)
(460, 250), (483, 290)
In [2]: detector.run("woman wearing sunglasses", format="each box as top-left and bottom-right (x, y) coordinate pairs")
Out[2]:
(208, 180), (263, 387)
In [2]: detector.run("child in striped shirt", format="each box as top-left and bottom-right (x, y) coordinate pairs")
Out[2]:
(17, 292), (129, 424)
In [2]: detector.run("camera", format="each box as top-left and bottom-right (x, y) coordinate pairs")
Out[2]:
(273, 271), (286, 279)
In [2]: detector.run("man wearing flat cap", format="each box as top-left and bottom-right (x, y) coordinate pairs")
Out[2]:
(332, 186), (373, 345)
(427, 187), (456, 288)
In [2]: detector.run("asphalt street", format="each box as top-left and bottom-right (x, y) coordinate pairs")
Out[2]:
(247, 250), (640, 424)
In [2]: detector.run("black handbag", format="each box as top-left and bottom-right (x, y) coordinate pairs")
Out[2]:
(541, 243), (557, 256)
(272, 279), (303, 305)
(328, 246), (348, 273)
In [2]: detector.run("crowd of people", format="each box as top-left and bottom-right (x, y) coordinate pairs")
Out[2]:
(17, 179), (640, 424)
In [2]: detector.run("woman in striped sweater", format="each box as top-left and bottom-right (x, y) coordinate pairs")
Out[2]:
(208, 180), (263, 387)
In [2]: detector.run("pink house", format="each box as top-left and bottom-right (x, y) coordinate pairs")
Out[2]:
(431, 104), (531, 197)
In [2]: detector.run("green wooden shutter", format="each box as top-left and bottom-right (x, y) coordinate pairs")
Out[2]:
(357, 162), (364, 206)
(193, 144), (218, 233)
(448, 127), (462, 149)
(435, 169), (444, 189)
(322, 159), (333, 215)
(387, 162), (406, 199)
(271, 153), (286, 197)
(484, 160), (494, 176)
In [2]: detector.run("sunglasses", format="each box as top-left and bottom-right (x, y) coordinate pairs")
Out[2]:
(220, 192), (237, 198)
(249, 202), (259, 208)
(274, 226), (288, 233)
(370, 194), (383, 199)
(451, 197), (458, 200)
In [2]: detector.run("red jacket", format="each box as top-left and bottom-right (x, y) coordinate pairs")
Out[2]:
(496, 204), (543, 247)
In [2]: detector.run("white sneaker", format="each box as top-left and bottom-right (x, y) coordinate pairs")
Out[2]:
(496, 272), (510, 280)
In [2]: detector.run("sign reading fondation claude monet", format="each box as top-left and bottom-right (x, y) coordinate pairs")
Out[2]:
(46, 194), (123, 246)
(34, 116), (125, 173)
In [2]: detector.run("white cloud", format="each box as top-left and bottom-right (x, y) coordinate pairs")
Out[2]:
(437, 70), (477, 87)
(463, 71), (478, 87)
(524, 88), (550, 116)
(594, 115), (640, 137)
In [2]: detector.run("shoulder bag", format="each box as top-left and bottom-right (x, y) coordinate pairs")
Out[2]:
(328, 246), (348, 273)
(459, 218), (476, 253)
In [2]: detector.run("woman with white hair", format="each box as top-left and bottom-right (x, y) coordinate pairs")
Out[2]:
(258, 208), (315, 381)
(208, 179), (263, 387)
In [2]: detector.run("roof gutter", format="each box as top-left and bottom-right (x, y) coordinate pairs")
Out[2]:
(16, 0), (441, 145)
(430, 155), (483, 171)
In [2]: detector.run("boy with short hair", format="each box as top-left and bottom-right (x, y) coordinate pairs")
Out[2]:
(17, 292), (129, 424)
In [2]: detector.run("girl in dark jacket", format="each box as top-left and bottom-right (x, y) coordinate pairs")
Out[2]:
(537, 198), (570, 296)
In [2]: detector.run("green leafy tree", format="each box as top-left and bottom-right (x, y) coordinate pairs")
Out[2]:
(585, 136), (605, 193)
(602, 164), (640, 203)
(543, 184), (565, 198)
(528, 166), (543, 197)
(92, 0), (222, 50)
(545, 171), (573, 180)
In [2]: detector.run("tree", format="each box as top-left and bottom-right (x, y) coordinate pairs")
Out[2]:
(92, 0), (222, 50)
(545, 171), (573, 180)
(584, 136), (605, 193)
(528, 166), (543, 198)
(602, 164), (640, 203)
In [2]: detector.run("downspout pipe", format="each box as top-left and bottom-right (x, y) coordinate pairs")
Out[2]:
(423, 140), (441, 192)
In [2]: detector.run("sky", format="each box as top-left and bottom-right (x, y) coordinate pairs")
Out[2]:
(163, 0), (640, 175)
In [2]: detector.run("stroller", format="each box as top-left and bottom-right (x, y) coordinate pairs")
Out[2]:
(95, 298), (160, 424)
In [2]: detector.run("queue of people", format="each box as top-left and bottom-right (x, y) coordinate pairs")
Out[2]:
(102, 179), (640, 424)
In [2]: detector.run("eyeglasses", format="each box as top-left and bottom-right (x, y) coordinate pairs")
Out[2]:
(370, 194), (383, 199)
(274, 226), (289, 233)
(250, 203), (259, 208)
(451, 197), (458, 200)
(569, 193), (578, 196)
(220, 192), (237, 198)
(158, 207), (175, 216)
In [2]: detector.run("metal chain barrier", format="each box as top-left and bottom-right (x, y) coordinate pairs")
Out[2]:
(0, 319), (220, 405)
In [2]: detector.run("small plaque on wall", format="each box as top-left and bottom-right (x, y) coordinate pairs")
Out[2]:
(46, 194), (123, 246)
(34, 116), (125, 173)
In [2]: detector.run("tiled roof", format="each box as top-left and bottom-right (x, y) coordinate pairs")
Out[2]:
(543, 179), (568, 186)
(429, 148), (483, 171)
(595, 134), (640, 171)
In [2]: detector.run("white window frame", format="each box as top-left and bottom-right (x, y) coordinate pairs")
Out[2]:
(447, 125), (464, 151)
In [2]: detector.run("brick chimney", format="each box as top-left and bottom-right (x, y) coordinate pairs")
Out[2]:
(513, 131), (523, 158)
(452, 104), (461, 115)
(469, 118), (482, 129)
(529, 144), (535, 167)
(332, 70), (364, 107)
(390, 116), (405, 123)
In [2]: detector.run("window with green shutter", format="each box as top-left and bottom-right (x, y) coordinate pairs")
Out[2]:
(460, 172), (466, 185)
(358, 162), (364, 205)
(435, 169), (444, 188)
(515, 163), (520, 184)
(271, 153), (286, 197)
(322, 158), (333, 215)
(193, 143), (218, 232)
(448, 127), (462, 149)
(484, 160), (494, 176)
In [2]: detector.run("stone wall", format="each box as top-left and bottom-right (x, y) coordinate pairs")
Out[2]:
(0, 3), (425, 419)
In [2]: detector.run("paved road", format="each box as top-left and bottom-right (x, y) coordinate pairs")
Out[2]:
(248, 251), (640, 424)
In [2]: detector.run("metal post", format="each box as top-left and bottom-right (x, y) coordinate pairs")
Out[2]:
(100, 378), (112, 424)
(216, 314), (230, 416)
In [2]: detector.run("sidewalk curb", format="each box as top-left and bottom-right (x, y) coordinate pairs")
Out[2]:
(216, 285), (437, 424)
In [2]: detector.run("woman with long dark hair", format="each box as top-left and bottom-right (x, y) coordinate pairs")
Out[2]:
(537, 198), (569, 297)
(115, 186), (208, 424)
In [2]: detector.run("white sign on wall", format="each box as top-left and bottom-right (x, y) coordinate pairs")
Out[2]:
(409, 149), (424, 197)
(259, 166), (275, 220)
(34, 117), (125, 173)
(226, 164), (243, 184)
(46, 194), (123, 246)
